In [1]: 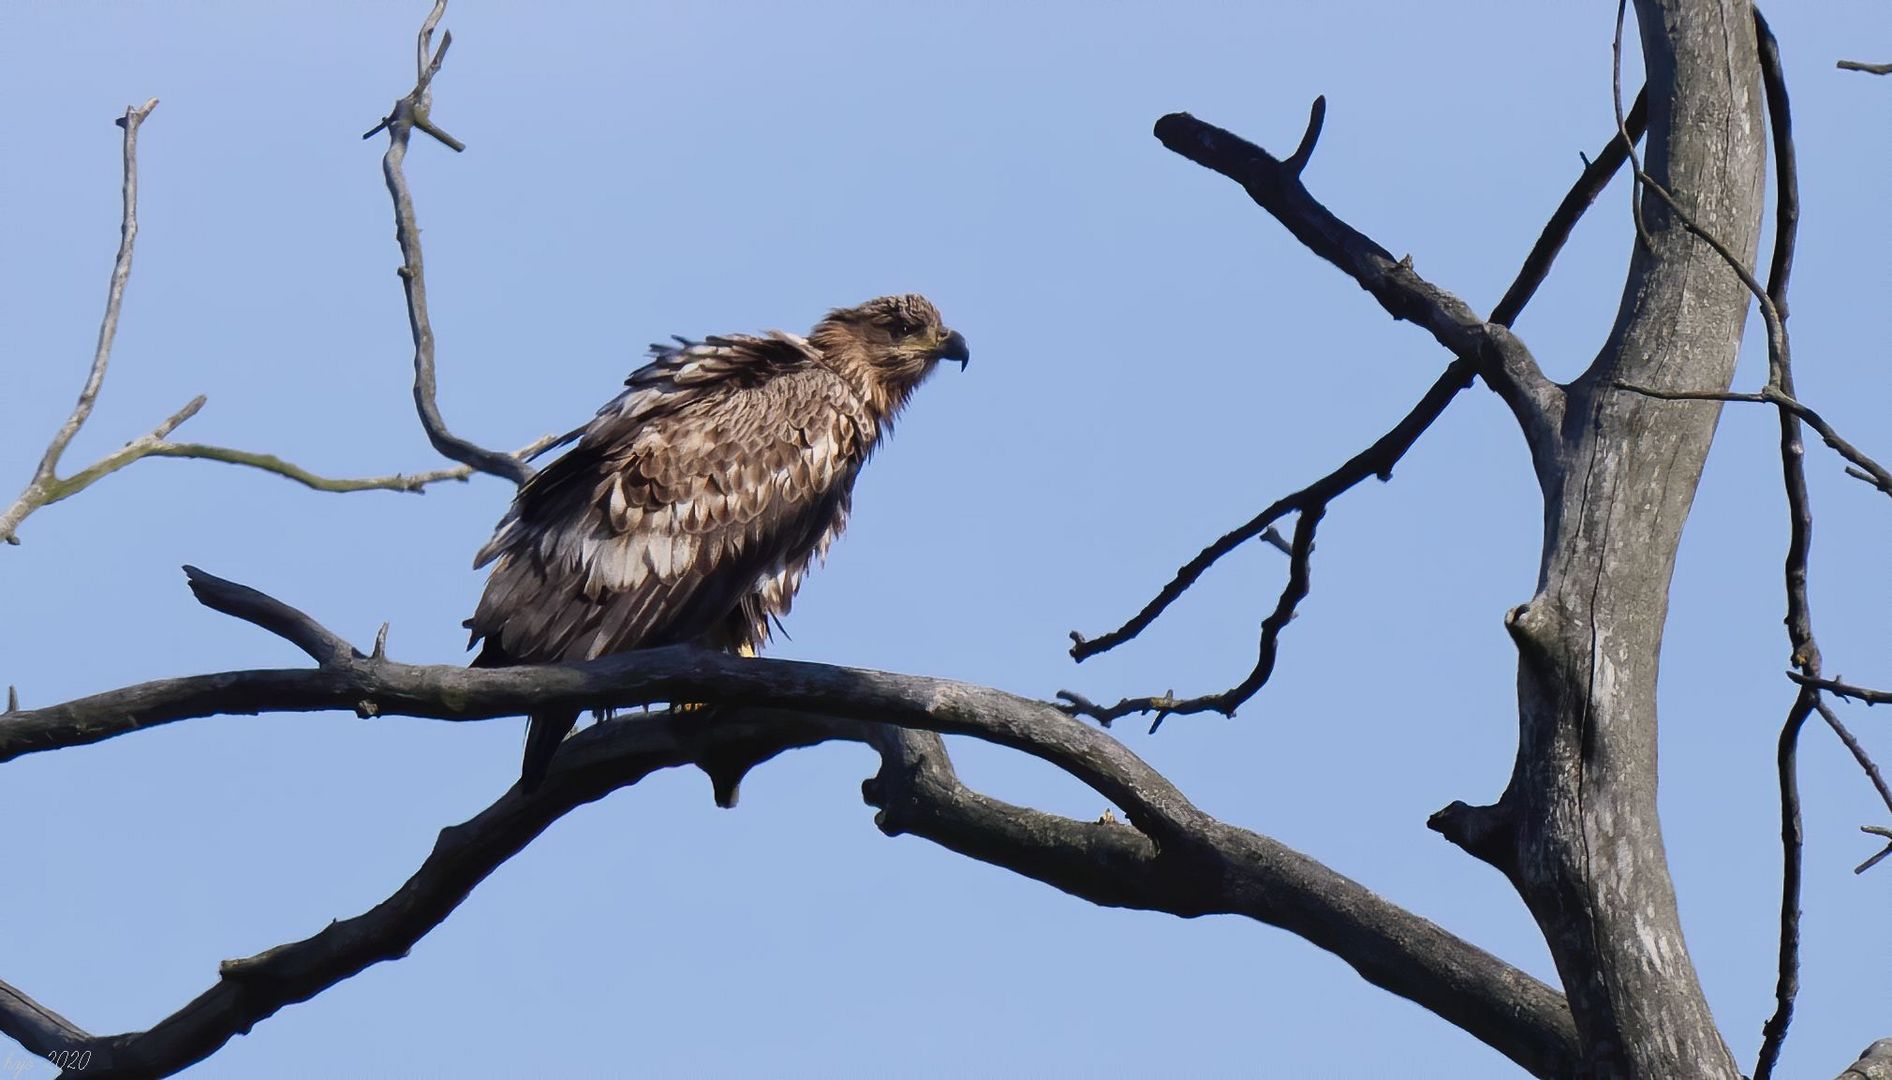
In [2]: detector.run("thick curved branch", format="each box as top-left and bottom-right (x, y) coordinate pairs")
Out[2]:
(0, 572), (1579, 1078)
(9, 706), (1580, 1080)
(0, 980), (89, 1065)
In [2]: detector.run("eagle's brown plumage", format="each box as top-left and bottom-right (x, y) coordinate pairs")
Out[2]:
(468, 294), (967, 789)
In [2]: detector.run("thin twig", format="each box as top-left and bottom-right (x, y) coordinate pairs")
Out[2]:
(1493, 87), (1648, 328)
(1813, 699), (1892, 820)
(1281, 96), (1326, 176)
(1612, 3), (1654, 255)
(1062, 505), (1325, 730)
(1856, 827), (1892, 876)
(1837, 60), (1892, 75)
(33, 99), (159, 488)
(1, 99), (158, 545)
(3, 87), (553, 548)
(1760, 690), (1813, 1077)
(1612, 383), (1892, 496)
(144, 432), (561, 494)
(1789, 672), (1892, 705)
(369, 0), (534, 485)
(1069, 358), (1475, 666)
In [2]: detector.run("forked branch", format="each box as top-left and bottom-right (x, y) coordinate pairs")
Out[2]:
(1063, 92), (1651, 728)
(365, 0), (540, 485)
(3, 68), (553, 548)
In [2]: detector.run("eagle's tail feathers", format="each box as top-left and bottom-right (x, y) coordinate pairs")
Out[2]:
(520, 709), (578, 793)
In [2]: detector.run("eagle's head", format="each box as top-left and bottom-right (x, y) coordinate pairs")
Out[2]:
(808, 293), (968, 417)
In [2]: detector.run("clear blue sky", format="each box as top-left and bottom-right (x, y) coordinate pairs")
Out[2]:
(3, 3), (1890, 1076)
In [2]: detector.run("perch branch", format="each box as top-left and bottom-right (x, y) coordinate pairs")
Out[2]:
(0, 570), (1580, 1078)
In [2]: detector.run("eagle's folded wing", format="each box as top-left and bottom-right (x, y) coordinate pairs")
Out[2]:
(468, 334), (867, 665)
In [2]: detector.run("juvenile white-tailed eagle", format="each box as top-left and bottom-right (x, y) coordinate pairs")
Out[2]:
(468, 294), (968, 789)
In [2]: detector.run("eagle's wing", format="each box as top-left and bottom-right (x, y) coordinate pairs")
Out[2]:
(469, 333), (868, 666)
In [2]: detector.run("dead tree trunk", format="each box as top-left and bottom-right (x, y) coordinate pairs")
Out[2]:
(1443, 2), (1766, 1075)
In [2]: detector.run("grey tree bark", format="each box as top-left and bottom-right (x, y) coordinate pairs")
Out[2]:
(1443, 1), (1765, 1076)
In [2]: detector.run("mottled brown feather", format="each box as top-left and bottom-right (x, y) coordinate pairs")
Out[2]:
(467, 296), (964, 789)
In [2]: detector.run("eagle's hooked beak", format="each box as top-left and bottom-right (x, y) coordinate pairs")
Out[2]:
(937, 329), (970, 370)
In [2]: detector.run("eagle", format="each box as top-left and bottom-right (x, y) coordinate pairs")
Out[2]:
(467, 294), (968, 790)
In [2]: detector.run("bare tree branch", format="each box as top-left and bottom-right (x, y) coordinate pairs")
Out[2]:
(366, 0), (536, 485)
(29, 99), (159, 492)
(23, 708), (1582, 1079)
(1857, 828), (1892, 876)
(1, 99), (159, 546)
(1789, 673), (1892, 705)
(1151, 104), (1561, 449)
(1837, 60), (1892, 75)
(2, 87), (556, 548)
(1062, 87), (1653, 728)
(1058, 353), (1461, 673)
(1494, 87), (1648, 328)
(1615, 383), (1892, 497)
(0, 572), (1579, 1080)
(140, 432), (562, 494)
(0, 980), (89, 1065)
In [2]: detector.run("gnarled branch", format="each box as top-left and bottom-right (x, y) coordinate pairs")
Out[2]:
(1062, 91), (1651, 727)
(0, 571), (1579, 1079)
